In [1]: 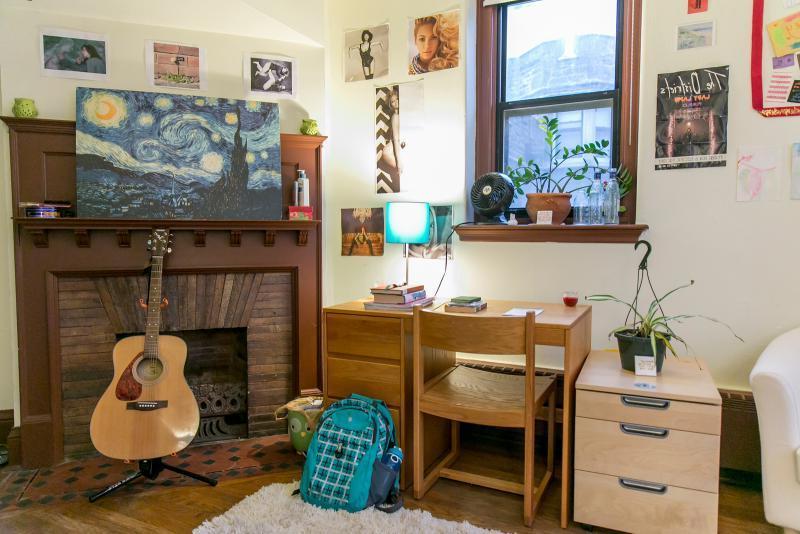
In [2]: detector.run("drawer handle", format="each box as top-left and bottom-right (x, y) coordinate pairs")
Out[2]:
(619, 477), (668, 495)
(621, 395), (670, 410)
(620, 423), (670, 439)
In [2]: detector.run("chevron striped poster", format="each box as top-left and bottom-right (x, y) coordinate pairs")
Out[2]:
(375, 80), (424, 194)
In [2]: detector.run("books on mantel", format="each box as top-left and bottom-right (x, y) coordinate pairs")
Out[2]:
(19, 200), (74, 218)
(444, 296), (487, 314)
(365, 284), (432, 311)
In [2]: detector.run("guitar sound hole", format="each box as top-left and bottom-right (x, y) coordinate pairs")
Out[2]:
(136, 357), (164, 383)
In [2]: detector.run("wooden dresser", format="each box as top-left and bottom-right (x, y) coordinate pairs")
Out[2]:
(322, 299), (450, 488)
(574, 350), (721, 533)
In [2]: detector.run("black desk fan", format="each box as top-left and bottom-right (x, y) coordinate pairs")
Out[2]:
(471, 172), (514, 223)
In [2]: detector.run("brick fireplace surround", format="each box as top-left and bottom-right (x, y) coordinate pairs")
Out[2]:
(2, 117), (325, 467)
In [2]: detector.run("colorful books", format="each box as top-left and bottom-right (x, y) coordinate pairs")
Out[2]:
(363, 296), (434, 311)
(370, 283), (425, 295)
(372, 289), (427, 304)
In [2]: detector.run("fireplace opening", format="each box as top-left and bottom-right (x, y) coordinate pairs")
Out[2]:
(117, 327), (248, 444)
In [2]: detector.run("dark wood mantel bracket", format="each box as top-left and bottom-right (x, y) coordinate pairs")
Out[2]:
(16, 219), (320, 248)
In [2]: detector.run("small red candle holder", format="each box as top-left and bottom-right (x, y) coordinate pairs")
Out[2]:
(563, 291), (578, 307)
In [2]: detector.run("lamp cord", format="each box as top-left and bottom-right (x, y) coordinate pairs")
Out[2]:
(433, 222), (470, 298)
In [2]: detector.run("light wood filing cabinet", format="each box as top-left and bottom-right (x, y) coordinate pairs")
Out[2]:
(574, 351), (722, 534)
(322, 300), (451, 488)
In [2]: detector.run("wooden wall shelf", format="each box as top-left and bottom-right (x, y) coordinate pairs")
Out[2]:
(14, 218), (318, 248)
(455, 224), (649, 244)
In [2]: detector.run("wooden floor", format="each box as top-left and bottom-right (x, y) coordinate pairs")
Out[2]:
(0, 460), (777, 533)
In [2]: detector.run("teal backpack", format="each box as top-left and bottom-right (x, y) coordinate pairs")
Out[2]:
(299, 394), (401, 512)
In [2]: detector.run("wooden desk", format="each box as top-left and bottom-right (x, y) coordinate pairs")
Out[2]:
(323, 299), (591, 528)
(432, 300), (592, 529)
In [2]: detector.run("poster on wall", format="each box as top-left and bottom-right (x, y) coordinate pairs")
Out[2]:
(341, 208), (384, 256)
(409, 205), (453, 259)
(344, 24), (389, 82)
(654, 65), (729, 170)
(40, 28), (108, 80)
(736, 146), (780, 201)
(751, 0), (800, 117)
(145, 41), (206, 90)
(76, 88), (282, 220)
(375, 80), (424, 194)
(407, 9), (460, 75)
(244, 53), (296, 99)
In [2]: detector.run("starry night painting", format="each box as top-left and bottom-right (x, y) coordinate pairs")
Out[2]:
(76, 87), (282, 219)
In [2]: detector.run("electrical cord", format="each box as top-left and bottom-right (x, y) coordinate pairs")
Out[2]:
(433, 222), (471, 298)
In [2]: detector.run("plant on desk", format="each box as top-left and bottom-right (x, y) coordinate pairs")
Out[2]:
(586, 241), (742, 373)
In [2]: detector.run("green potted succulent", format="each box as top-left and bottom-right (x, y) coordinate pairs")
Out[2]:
(505, 116), (608, 224)
(587, 243), (742, 373)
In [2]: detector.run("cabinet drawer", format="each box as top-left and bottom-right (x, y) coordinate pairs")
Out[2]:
(326, 314), (402, 361)
(574, 470), (718, 534)
(577, 389), (721, 435)
(575, 416), (719, 493)
(326, 357), (401, 407)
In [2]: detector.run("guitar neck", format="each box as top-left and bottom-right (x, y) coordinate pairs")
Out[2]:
(144, 256), (164, 357)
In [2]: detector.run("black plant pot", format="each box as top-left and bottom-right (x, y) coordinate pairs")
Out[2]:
(614, 330), (667, 373)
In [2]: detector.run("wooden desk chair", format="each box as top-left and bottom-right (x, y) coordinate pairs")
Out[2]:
(412, 306), (557, 527)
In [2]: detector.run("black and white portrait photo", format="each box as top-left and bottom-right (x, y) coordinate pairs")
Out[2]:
(344, 24), (389, 82)
(244, 53), (296, 99)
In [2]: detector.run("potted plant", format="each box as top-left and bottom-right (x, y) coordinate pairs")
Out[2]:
(587, 242), (742, 373)
(505, 116), (609, 224)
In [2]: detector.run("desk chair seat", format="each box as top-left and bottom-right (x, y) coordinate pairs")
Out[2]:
(421, 365), (555, 428)
(412, 307), (557, 527)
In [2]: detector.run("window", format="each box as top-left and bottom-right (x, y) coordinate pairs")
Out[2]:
(475, 0), (641, 222)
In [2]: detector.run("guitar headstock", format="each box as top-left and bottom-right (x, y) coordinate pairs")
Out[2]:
(146, 229), (173, 257)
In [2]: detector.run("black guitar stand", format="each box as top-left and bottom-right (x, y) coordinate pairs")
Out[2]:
(88, 457), (217, 502)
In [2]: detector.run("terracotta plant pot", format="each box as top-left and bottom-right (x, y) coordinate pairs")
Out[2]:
(525, 193), (572, 224)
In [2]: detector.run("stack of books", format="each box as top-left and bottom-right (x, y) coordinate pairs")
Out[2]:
(20, 201), (73, 218)
(444, 296), (487, 313)
(364, 284), (433, 311)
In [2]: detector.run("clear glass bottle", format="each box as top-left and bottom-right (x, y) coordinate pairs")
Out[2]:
(604, 168), (620, 225)
(571, 189), (589, 225)
(587, 171), (605, 225)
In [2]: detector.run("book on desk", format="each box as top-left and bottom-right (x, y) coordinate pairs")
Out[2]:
(365, 284), (432, 310)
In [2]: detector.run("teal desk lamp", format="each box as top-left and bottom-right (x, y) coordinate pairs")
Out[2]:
(385, 202), (431, 286)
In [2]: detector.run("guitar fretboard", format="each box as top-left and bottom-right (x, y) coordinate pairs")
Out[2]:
(144, 256), (163, 359)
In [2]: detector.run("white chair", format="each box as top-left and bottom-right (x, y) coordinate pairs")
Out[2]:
(750, 327), (800, 534)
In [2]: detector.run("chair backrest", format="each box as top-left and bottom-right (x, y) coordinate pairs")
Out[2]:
(413, 306), (535, 357)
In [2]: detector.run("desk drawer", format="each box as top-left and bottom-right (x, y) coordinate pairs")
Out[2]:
(574, 470), (718, 534)
(577, 390), (720, 435)
(326, 356), (401, 407)
(575, 416), (719, 493)
(326, 313), (402, 361)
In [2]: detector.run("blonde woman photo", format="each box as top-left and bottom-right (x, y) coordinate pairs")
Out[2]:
(407, 10), (460, 74)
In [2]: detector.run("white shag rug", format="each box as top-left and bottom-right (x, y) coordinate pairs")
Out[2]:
(194, 482), (503, 534)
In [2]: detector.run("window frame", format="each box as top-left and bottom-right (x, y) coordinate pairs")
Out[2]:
(474, 0), (642, 225)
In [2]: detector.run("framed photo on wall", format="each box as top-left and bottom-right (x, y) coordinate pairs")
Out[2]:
(145, 40), (207, 90)
(40, 27), (109, 80)
(244, 53), (296, 99)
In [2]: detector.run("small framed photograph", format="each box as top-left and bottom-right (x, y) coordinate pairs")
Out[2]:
(677, 21), (715, 50)
(244, 53), (296, 99)
(40, 27), (109, 80)
(145, 40), (206, 90)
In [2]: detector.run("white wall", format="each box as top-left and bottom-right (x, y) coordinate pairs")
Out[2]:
(324, 0), (800, 390)
(0, 4), (327, 418)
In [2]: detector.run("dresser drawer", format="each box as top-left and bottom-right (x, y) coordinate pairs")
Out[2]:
(575, 416), (720, 493)
(326, 356), (401, 407)
(577, 389), (721, 435)
(325, 314), (402, 361)
(574, 470), (718, 534)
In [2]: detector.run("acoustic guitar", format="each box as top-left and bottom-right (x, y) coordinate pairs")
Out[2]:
(90, 229), (199, 460)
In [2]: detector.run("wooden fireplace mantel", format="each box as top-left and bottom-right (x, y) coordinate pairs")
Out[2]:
(2, 116), (326, 467)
